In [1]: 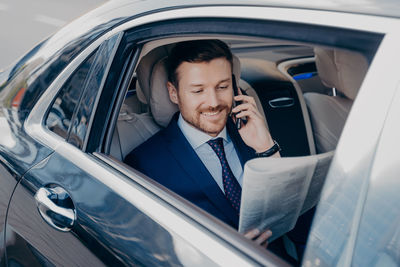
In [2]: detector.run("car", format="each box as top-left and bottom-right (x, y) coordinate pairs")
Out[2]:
(1, 0), (400, 266)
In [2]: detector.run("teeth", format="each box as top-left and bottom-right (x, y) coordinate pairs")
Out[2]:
(202, 111), (220, 116)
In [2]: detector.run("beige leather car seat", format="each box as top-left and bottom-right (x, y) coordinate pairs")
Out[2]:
(303, 48), (368, 153)
(110, 104), (161, 160)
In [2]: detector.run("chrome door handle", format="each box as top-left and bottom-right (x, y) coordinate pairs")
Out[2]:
(34, 186), (76, 232)
(268, 97), (294, 108)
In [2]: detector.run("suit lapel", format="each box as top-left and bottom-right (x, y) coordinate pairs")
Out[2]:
(164, 115), (239, 227)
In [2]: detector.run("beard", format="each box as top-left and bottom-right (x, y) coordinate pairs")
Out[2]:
(180, 104), (232, 136)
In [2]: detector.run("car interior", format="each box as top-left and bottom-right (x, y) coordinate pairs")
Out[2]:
(107, 35), (369, 263)
(110, 36), (368, 159)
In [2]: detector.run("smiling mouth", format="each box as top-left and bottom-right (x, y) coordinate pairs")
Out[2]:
(201, 110), (222, 116)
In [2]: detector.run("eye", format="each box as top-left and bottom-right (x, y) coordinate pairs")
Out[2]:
(218, 85), (229, 90)
(192, 89), (203, 94)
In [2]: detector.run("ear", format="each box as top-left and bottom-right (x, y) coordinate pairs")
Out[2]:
(167, 81), (179, 104)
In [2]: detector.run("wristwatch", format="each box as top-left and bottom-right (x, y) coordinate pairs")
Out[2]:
(255, 140), (281, 157)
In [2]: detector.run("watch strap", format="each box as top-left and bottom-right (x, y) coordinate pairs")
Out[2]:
(255, 140), (281, 157)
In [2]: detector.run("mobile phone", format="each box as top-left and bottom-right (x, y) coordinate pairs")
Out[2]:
(232, 74), (243, 129)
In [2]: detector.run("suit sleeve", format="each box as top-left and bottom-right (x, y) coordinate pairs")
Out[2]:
(124, 150), (139, 169)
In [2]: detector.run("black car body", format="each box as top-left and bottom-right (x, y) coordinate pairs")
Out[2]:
(1, 1), (400, 266)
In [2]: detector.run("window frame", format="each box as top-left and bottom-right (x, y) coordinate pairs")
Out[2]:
(40, 32), (123, 149)
(91, 17), (382, 156)
(67, 33), (123, 150)
(44, 48), (99, 140)
(88, 16), (384, 265)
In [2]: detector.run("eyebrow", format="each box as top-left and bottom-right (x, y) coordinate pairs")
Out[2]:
(189, 78), (231, 87)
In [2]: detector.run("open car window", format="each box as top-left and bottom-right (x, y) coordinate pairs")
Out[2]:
(88, 17), (381, 266)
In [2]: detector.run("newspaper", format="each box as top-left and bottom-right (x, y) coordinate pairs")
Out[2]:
(300, 151), (335, 215)
(238, 152), (334, 241)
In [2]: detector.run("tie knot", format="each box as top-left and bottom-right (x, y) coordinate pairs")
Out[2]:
(207, 137), (224, 149)
(207, 138), (225, 159)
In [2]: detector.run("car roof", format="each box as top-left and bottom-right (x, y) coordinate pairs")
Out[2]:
(2, 0), (397, 120)
(13, 0), (400, 74)
(24, 0), (400, 60)
(105, 0), (400, 19)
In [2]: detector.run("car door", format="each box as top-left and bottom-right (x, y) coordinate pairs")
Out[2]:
(6, 5), (390, 266)
(4, 23), (281, 265)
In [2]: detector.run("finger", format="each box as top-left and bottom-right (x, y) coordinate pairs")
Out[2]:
(234, 97), (257, 110)
(235, 109), (261, 120)
(255, 230), (272, 246)
(255, 230), (272, 244)
(234, 94), (257, 106)
(236, 85), (243, 95)
(232, 101), (258, 115)
(244, 228), (260, 240)
(232, 102), (259, 114)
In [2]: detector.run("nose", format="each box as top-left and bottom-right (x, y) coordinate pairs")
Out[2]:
(205, 89), (219, 107)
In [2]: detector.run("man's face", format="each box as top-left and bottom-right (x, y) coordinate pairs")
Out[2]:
(167, 57), (233, 137)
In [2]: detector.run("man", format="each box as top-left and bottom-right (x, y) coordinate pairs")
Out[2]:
(125, 40), (280, 246)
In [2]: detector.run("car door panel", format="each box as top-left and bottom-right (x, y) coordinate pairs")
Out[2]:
(6, 148), (223, 266)
(0, 115), (54, 265)
(0, 164), (19, 266)
(6, 152), (112, 266)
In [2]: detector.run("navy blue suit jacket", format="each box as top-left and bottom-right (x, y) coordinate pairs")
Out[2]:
(124, 113), (255, 228)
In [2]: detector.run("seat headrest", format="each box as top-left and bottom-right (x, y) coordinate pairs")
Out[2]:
(137, 45), (241, 127)
(314, 47), (368, 100)
(148, 57), (177, 127)
(136, 45), (171, 105)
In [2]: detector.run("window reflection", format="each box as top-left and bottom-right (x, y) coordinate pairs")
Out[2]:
(45, 50), (97, 138)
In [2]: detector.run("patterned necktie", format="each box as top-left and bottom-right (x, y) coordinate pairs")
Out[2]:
(207, 138), (241, 214)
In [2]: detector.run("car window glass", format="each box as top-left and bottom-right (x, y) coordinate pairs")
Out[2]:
(45, 50), (98, 139)
(68, 33), (122, 149)
(351, 87), (400, 267)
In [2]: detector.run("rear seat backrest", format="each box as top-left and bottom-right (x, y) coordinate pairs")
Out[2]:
(304, 47), (368, 153)
(110, 103), (161, 160)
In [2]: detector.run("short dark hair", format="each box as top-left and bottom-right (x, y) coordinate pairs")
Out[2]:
(167, 39), (233, 88)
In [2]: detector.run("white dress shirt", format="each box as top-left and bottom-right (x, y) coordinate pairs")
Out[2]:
(177, 114), (243, 191)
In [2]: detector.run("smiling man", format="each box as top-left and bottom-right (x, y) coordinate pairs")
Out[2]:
(125, 40), (280, 247)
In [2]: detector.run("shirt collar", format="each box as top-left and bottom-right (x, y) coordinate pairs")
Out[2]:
(178, 113), (229, 149)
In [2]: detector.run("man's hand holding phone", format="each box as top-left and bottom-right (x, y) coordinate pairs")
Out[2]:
(231, 79), (277, 155)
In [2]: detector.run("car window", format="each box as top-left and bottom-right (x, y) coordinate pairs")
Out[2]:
(93, 18), (380, 266)
(45, 50), (98, 139)
(68, 33), (122, 149)
(45, 33), (122, 148)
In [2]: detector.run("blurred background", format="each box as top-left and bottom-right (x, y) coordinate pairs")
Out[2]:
(0, 0), (106, 69)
